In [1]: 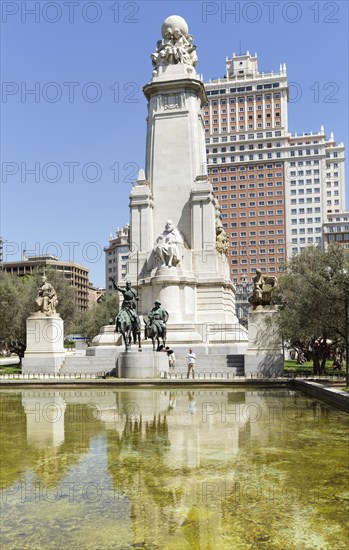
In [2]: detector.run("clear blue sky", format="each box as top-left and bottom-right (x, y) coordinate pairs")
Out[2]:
(1, 0), (348, 286)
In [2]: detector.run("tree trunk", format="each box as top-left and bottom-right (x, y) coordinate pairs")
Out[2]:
(312, 347), (321, 375)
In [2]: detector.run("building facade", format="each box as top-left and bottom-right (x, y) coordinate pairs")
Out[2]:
(323, 212), (349, 249)
(2, 255), (90, 311)
(204, 52), (346, 318)
(285, 129), (345, 256)
(204, 53), (289, 287)
(104, 224), (130, 295)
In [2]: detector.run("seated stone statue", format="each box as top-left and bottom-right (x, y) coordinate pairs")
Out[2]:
(248, 269), (277, 308)
(154, 219), (183, 268)
(35, 275), (58, 316)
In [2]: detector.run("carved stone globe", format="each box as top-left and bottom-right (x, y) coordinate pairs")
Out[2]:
(161, 15), (189, 38)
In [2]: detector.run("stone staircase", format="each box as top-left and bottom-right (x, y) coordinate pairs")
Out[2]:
(169, 354), (245, 376)
(59, 355), (116, 376)
(57, 352), (245, 377)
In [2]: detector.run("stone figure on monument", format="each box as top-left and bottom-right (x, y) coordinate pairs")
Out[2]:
(216, 225), (229, 255)
(154, 220), (183, 267)
(249, 269), (277, 308)
(151, 16), (197, 69)
(35, 275), (58, 316)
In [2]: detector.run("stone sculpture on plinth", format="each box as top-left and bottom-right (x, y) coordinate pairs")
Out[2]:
(35, 275), (58, 315)
(154, 220), (183, 268)
(22, 273), (66, 374)
(245, 268), (283, 377)
(151, 16), (197, 70)
(249, 269), (278, 309)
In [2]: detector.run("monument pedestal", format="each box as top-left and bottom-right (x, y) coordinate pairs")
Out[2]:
(116, 351), (169, 378)
(245, 307), (283, 377)
(22, 314), (66, 374)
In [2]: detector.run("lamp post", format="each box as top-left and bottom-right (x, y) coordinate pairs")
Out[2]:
(326, 266), (349, 386)
(340, 270), (349, 387)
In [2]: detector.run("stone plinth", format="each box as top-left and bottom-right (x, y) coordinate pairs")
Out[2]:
(245, 307), (283, 377)
(90, 325), (122, 349)
(22, 314), (66, 374)
(116, 351), (169, 378)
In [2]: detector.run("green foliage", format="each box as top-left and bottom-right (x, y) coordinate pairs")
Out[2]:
(75, 293), (119, 345)
(276, 244), (349, 373)
(0, 268), (78, 359)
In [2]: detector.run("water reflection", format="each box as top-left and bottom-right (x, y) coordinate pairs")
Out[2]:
(0, 388), (348, 549)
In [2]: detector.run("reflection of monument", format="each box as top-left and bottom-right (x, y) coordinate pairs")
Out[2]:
(126, 15), (247, 352)
(22, 274), (66, 374)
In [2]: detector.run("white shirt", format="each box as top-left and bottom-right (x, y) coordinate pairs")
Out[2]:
(186, 352), (196, 365)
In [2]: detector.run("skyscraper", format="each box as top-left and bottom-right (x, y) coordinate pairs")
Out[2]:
(204, 52), (346, 301)
(204, 52), (289, 290)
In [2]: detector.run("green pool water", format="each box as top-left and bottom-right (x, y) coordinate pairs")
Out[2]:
(0, 387), (348, 549)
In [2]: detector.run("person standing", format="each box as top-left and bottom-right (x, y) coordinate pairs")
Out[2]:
(186, 348), (196, 379)
(165, 346), (176, 369)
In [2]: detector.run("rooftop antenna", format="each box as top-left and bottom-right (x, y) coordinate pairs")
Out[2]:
(239, 38), (242, 55)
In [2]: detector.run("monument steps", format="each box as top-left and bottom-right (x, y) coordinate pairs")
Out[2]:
(57, 352), (244, 376)
(59, 356), (116, 375)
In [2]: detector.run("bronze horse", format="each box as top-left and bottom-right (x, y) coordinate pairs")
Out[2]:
(115, 309), (142, 352)
(144, 314), (167, 351)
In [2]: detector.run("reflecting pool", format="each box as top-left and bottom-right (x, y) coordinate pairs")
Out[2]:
(0, 388), (348, 549)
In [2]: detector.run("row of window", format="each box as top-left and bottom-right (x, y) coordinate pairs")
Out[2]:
(207, 104), (281, 115)
(214, 183), (283, 191)
(231, 248), (284, 255)
(221, 193), (283, 199)
(226, 217), (284, 225)
(209, 152), (283, 161)
(208, 113), (281, 122)
(213, 173), (283, 181)
(210, 163), (283, 172)
(232, 258), (283, 264)
(207, 91), (281, 100)
(292, 237), (322, 243)
(232, 267), (282, 277)
(328, 234), (349, 241)
(209, 144), (282, 153)
(230, 235), (284, 242)
(206, 122), (281, 132)
(229, 225), (284, 234)
(205, 130), (283, 143)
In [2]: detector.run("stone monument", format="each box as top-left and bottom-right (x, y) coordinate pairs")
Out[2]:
(126, 15), (247, 352)
(245, 271), (283, 376)
(22, 274), (66, 374)
(87, 15), (248, 375)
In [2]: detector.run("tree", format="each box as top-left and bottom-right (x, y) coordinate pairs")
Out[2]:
(0, 268), (78, 361)
(275, 244), (349, 374)
(75, 294), (119, 345)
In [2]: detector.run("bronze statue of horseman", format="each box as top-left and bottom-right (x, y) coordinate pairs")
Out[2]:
(111, 278), (142, 352)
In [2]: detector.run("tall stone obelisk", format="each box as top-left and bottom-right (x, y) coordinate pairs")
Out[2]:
(128, 16), (246, 346)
